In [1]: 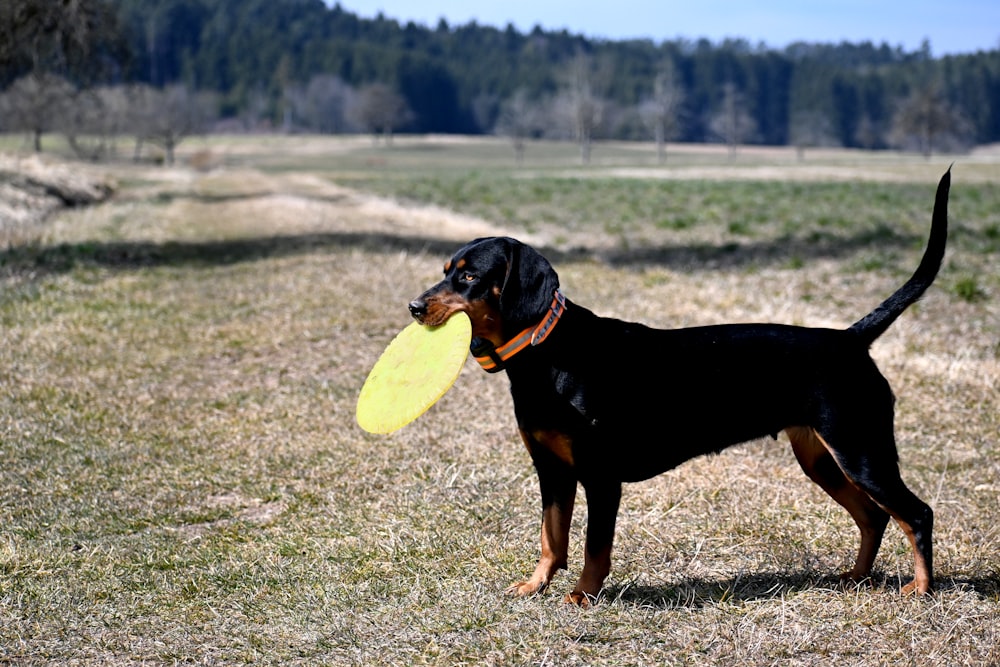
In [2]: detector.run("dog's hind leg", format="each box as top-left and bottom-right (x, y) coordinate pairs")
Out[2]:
(787, 426), (891, 585)
(801, 424), (934, 595)
(848, 465), (933, 595)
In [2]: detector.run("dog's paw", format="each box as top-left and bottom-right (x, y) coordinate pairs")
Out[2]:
(505, 580), (546, 597)
(900, 578), (933, 596)
(563, 590), (597, 607)
(837, 571), (874, 590)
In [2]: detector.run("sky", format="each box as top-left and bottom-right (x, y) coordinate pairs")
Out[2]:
(337, 0), (999, 56)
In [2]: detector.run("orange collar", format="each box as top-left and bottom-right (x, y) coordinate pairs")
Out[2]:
(473, 290), (567, 373)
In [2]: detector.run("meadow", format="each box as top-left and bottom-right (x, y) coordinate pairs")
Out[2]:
(1, 135), (998, 664)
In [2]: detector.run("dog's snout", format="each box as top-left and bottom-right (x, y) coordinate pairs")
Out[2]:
(408, 299), (427, 319)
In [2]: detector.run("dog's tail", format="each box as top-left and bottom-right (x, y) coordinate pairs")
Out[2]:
(848, 168), (950, 347)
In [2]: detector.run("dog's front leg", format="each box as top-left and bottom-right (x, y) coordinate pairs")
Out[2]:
(506, 448), (577, 598)
(566, 481), (622, 606)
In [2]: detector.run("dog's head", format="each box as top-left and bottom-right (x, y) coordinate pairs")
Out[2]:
(408, 237), (560, 347)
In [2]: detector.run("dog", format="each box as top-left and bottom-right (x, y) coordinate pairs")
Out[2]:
(408, 170), (950, 605)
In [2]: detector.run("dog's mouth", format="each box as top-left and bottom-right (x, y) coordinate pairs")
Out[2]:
(419, 305), (462, 327)
(409, 293), (504, 347)
(408, 295), (465, 327)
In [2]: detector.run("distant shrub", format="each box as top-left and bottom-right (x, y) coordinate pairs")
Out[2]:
(954, 276), (987, 303)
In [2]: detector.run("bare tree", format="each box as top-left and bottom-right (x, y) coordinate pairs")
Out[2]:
(45, 85), (134, 161)
(471, 92), (500, 135)
(708, 82), (758, 158)
(282, 76), (359, 134)
(853, 113), (883, 150)
(0, 73), (74, 151)
(239, 86), (271, 132)
(280, 81), (306, 133)
(129, 84), (217, 165)
(351, 83), (412, 145)
(495, 88), (542, 165)
(788, 109), (839, 160)
(554, 51), (607, 164)
(299, 75), (358, 134)
(889, 84), (971, 157)
(123, 84), (155, 161)
(639, 61), (685, 164)
(59, 86), (106, 160)
(274, 55), (296, 133)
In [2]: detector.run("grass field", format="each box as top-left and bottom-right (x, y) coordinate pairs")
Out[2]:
(2, 135), (999, 664)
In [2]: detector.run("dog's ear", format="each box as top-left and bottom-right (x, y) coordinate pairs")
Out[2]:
(498, 238), (560, 331)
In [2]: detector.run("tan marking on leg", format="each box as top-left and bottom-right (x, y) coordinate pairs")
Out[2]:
(506, 496), (575, 597)
(528, 429), (575, 467)
(786, 426), (932, 595)
(896, 519), (933, 595)
(786, 427), (889, 582)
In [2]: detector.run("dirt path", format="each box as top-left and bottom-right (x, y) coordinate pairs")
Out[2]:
(282, 172), (536, 243)
(2, 155), (537, 253)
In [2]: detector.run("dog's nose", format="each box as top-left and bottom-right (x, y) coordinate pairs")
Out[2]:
(408, 299), (427, 319)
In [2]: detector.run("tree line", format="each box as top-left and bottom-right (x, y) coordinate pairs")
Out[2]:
(2, 0), (999, 162)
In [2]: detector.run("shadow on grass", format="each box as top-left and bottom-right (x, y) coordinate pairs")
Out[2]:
(0, 232), (467, 278)
(1, 225), (926, 280)
(596, 225), (922, 271)
(604, 571), (1000, 608)
(139, 189), (351, 206)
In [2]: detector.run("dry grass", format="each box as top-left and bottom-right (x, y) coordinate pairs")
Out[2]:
(1, 137), (998, 665)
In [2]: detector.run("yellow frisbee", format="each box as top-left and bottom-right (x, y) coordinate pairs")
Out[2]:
(356, 312), (472, 433)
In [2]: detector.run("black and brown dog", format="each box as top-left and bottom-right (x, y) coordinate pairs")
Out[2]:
(409, 171), (950, 605)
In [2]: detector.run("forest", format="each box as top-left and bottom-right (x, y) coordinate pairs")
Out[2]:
(2, 0), (999, 159)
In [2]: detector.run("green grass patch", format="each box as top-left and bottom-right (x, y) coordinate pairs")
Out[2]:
(342, 171), (1000, 253)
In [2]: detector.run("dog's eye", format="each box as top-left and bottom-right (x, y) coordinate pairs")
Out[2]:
(460, 272), (477, 282)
